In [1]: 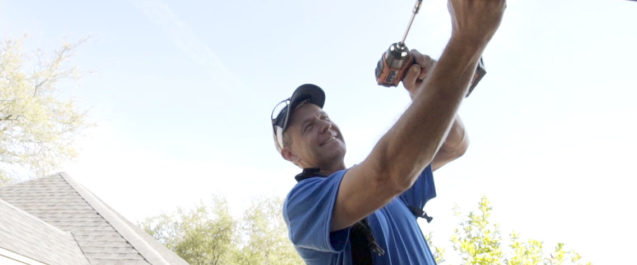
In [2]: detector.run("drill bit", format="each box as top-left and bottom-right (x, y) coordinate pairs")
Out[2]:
(400, 0), (423, 44)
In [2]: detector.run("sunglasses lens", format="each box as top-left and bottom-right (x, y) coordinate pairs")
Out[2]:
(271, 99), (290, 127)
(271, 99), (291, 150)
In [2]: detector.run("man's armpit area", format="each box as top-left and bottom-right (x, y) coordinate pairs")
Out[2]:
(329, 228), (350, 251)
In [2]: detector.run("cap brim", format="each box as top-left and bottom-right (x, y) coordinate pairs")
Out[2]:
(289, 83), (325, 112)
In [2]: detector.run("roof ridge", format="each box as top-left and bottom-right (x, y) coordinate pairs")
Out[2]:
(59, 172), (179, 265)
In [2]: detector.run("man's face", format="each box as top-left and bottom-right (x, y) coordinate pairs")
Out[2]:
(283, 103), (346, 169)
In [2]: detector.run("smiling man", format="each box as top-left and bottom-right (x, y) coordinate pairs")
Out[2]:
(270, 0), (505, 264)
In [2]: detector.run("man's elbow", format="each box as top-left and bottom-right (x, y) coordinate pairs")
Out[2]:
(442, 133), (469, 159)
(373, 159), (418, 195)
(454, 136), (469, 158)
(432, 136), (469, 171)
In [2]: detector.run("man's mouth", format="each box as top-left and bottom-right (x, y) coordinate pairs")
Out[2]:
(320, 134), (338, 146)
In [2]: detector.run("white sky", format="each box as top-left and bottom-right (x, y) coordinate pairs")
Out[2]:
(2, 0), (636, 264)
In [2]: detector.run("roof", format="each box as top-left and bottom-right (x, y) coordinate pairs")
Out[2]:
(0, 198), (89, 265)
(0, 173), (189, 265)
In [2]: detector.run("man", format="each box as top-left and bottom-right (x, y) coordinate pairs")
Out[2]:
(270, 0), (505, 264)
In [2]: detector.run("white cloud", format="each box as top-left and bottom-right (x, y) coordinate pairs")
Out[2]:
(132, 0), (242, 92)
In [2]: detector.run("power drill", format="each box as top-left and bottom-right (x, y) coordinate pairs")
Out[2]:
(374, 0), (486, 97)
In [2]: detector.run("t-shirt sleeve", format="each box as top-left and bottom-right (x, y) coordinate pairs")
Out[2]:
(399, 165), (436, 211)
(283, 170), (350, 253)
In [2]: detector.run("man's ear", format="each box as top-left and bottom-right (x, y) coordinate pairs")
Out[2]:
(281, 147), (300, 165)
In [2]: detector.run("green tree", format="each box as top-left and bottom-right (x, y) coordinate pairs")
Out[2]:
(436, 196), (592, 265)
(0, 38), (87, 184)
(233, 197), (303, 265)
(140, 197), (238, 265)
(140, 196), (303, 265)
(451, 196), (504, 265)
(426, 232), (449, 264)
(507, 232), (543, 265)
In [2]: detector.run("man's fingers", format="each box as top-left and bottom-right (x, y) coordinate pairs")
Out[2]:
(403, 64), (421, 89)
(418, 66), (428, 81)
(411, 49), (433, 67)
(411, 49), (426, 66)
(410, 49), (435, 81)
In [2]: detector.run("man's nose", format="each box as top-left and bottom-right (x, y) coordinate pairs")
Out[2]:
(319, 119), (332, 134)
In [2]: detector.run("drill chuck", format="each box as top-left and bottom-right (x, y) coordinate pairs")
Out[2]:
(375, 42), (414, 87)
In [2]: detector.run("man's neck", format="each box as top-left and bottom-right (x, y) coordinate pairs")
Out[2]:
(318, 162), (346, 176)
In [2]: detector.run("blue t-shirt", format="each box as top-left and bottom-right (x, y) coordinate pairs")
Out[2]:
(283, 166), (437, 265)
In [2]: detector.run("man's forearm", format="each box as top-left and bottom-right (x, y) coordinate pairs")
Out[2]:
(373, 37), (483, 189)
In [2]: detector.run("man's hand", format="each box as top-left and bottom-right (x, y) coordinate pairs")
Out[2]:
(402, 50), (436, 100)
(448, 0), (506, 45)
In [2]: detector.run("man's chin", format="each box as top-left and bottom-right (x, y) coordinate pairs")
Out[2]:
(322, 147), (346, 162)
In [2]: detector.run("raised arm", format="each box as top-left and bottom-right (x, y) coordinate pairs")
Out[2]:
(402, 51), (469, 172)
(331, 0), (505, 231)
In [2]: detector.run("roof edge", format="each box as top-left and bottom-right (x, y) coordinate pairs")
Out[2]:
(0, 247), (48, 265)
(58, 172), (186, 265)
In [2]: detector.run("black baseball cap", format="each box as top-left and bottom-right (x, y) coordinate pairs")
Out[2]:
(271, 84), (325, 152)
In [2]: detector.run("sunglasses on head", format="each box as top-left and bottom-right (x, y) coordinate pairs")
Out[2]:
(271, 98), (291, 151)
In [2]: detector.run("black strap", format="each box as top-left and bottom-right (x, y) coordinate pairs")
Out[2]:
(408, 206), (433, 223)
(294, 168), (322, 182)
(350, 218), (385, 264)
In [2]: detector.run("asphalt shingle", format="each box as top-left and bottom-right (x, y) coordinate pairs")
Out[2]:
(0, 173), (190, 265)
(0, 198), (89, 265)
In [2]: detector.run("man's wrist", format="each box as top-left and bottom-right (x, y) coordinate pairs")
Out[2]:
(449, 33), (488, 55)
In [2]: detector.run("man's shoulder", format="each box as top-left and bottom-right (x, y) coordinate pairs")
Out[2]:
(283, 169), (348, 218)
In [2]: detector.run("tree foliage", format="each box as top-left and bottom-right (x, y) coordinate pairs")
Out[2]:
(432, 196), (592, 265)
(141, 197), (238, 265)
(140, 196), (303, 265)
(142, 195), (592, 265)
(0, 38), (87, 184)
(451, 196), (504, 265)
(234, 197), (302, 265)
